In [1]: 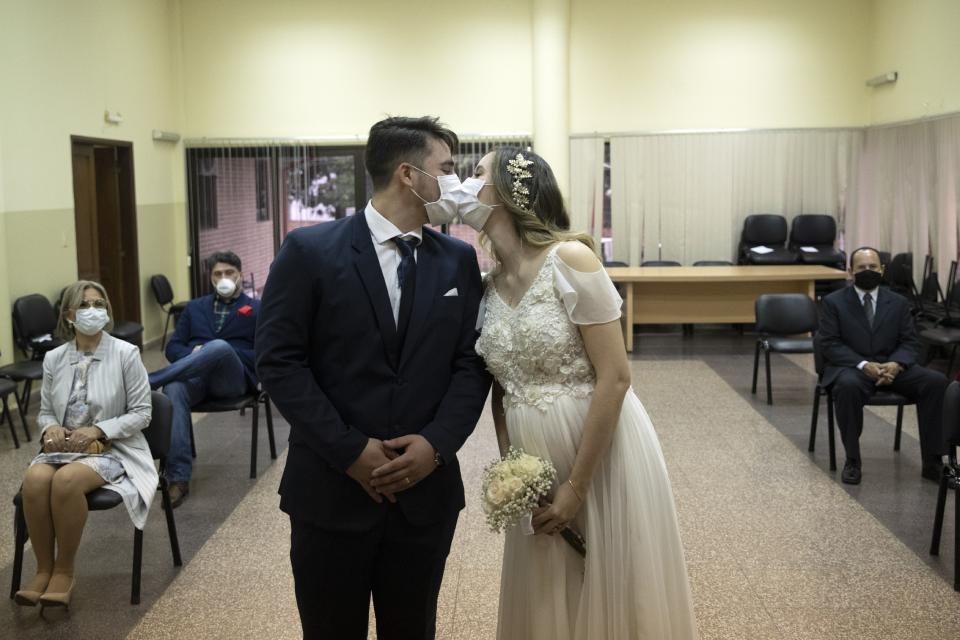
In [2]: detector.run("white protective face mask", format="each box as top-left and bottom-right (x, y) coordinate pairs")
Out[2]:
(73, 307), (109, 336)
(457, 177), (498, 231)
(215, 277), (238, 297)
(410, 166), (463, 226)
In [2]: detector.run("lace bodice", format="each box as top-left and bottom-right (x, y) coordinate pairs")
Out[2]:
(476, 245), (623, 411)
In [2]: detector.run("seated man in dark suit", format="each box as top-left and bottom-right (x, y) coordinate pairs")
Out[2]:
(819, 246), (946, 484)
(148, 251), (259, 506)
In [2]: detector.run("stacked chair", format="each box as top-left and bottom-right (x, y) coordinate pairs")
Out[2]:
(930, 380), (960, 592)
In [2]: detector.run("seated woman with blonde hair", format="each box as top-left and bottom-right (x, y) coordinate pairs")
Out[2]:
(14, 281), (156, 609)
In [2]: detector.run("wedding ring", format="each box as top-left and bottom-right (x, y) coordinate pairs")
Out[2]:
(404, 477), (411, 486)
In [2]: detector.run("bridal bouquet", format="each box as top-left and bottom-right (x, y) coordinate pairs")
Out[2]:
(481, 447), (586, 557)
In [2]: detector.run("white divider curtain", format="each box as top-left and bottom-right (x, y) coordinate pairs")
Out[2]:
(568, 137), (605, 250)
(608, 130), (863, 266)
(845, 114), (960, 286)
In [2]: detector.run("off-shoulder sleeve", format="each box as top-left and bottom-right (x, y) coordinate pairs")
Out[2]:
(553, 253), (624, 325)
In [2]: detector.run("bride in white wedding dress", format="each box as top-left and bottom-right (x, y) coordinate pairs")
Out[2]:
(459, 148), (698, 640)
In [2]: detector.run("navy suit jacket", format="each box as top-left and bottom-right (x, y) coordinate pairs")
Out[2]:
(818, 285), (920, 388)
(165, 292), (260, 390)
(255, 212), (491, 532)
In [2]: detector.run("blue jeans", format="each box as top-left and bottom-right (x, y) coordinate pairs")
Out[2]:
(149, 339), (248, 483)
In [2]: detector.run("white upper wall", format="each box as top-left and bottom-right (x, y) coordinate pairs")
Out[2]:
(179, 0), (533, 138)
(0, 0), (184, 212)
(869, 0), (960, 124)
(570, 0), (873, 133)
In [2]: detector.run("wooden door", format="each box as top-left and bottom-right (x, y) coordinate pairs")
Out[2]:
(70, 137), (141, 323)
(72, 145), (99, 281)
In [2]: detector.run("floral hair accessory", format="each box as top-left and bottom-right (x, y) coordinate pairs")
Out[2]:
(506, 152), (534, 209)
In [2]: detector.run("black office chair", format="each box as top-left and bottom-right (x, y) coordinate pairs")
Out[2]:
(641, 260), (681, 267)
(0, 294), (61, 416)
(190, 391), (277, 479)
(693, 260), (733, 267)
(788, 215), (845, 268)
(930, 380), (960, 592)
(602, 261), (629, 268)
(738, 214), (798, 265)
(920, 261), (960, 374)
(808, 339), (913, 471)
(150, 275), (189, 351)
(10, 391), (183, 605)
(0, 375), (29, 448)
(751, 294), (818, 405)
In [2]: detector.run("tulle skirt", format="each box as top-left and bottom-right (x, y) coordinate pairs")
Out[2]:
(496, 389), (698, 640)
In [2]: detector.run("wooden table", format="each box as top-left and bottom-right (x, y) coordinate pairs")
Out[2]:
(605, 265), (848, 351)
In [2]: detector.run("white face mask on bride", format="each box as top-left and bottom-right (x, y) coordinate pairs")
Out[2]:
(457, 177), (499, 231)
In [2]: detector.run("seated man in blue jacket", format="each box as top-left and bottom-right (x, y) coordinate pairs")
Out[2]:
(149, 251), (259, 506)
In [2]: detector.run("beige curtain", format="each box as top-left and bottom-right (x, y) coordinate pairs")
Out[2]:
(568, 137), (605, 250)
(609, 129), (863, 265)
(846, 114), (960, 287)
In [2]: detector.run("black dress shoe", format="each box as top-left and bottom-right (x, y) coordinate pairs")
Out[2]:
(921, 461), (945, 483)
(841, 460), (861, 485)
(168, 481), (190, 508)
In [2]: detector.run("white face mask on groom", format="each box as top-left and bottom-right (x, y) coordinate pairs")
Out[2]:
(409, 166), (463, 226)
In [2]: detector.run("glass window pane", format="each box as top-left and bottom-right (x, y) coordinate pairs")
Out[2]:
(281, 152), (357, 241)
(195, 152), (275, 298)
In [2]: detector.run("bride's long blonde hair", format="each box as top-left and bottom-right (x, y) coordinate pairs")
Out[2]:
(480, 147), (595, 269)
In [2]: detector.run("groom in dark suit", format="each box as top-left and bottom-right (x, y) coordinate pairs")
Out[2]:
(818, 247), (946, 485)
(256, 116), (491, 639)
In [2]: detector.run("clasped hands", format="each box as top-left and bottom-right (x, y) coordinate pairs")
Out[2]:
(346, 435), (438, 504)
(42, 425), (105, 453)
(863, 361), (903, 386)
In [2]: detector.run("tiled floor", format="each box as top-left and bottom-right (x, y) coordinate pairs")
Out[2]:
(1, 332), (958, 639)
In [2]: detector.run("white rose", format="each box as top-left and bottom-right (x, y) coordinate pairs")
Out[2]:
(486, 481), (507, 507)
(503, 476), (524, 500)
(515, 455), (542, 480)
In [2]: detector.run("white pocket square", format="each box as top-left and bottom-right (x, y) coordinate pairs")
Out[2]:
(443, 288), (459, 297)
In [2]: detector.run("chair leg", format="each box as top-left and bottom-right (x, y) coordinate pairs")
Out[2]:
(189, 420), (197, 459)
(751, 340), (760, 395)
(9, 500), (27, 599)
(19, 379), (33, 418)
(765, 349), (773, 406)
(17, 394), (30, 442)
(827, 392), (837, 472)
(264, 396), (277, 460)
(954, 488), (959, 592)
(131, 528), (143, 605)
(159, 477), (183, 567)
(808, 386), (821, 452)
(2, 396), (20, 449)
(931, 473), (949, 555)
(894, 405), (904, 451)
(161, 311), (172, 353)
(250, 403), (260, 479)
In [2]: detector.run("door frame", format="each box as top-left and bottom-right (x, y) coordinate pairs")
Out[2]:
(70, 135), (141, 322)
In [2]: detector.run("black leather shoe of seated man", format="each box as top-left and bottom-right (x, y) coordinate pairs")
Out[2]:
(841, 460), (861, 485)
(168, 481), (190, 508)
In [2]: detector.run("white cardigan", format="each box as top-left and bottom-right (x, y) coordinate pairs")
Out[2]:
(37, 333), (158, 528)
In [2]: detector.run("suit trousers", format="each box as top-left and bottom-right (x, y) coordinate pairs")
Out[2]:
(831, 365), (947, 462)
(290, 502), (459, 640)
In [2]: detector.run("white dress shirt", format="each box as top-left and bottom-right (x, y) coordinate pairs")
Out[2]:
(854, 285), (879, 370)
(364, 201), (422, 324)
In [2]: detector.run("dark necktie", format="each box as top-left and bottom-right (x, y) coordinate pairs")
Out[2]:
(394, 236), (419, 345)
(863, 292), (874, 327)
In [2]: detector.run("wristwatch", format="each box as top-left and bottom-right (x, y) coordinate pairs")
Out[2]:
(434, 448), (445, 468)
